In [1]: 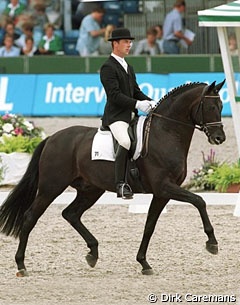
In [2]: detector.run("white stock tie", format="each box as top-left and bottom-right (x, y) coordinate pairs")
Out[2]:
(121, 59), (128, 73)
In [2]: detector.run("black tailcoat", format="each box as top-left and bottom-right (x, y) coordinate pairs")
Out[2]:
(100, 55), (151, 126)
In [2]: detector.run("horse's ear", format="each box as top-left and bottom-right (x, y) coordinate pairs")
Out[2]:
(214, 79), (225, 93)
(208, 81), (216, 93)
(202, 81), (216, 95)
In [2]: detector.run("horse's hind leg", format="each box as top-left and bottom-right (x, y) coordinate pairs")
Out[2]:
(15, 193), (58, 277)
(62, 186), (104, 268)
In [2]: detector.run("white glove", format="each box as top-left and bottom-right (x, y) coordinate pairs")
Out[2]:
(150, 100), (157, 108)
(135, 100), (152, 113)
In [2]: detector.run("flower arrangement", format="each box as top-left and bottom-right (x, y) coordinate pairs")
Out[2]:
(0, 113), (45, 154)
(205, 160), (240, 192)
(185, 149), (220, 191)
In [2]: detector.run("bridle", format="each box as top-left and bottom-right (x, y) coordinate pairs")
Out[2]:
(193, 94), (222, 135)
(141, 94), (223, 158)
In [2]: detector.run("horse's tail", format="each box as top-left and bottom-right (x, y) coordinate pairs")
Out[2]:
(0, 137), (49, 238)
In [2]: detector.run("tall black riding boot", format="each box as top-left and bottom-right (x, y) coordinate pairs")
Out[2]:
(115, 145), (133, 199)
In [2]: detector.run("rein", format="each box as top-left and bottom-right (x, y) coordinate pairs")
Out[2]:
(140, 94), (222, 158)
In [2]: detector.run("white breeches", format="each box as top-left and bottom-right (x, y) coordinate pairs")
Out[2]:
(109, 121), (131, 150)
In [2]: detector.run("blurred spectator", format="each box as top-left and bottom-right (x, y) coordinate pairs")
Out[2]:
(45, 0), (62, 30)
(99, 24), (115, 55)
(134, 27), (160, 55)
(15, 21), (34, 48)
(27, 0), (38, 10)
(20, 36), (37, 56)
(75, 7), (106, 56)
(31, 3), (49, 31)
(72, 1), (101, 30)
(3, 0), (26, 26)
(162, 0), (192, 54)
(37, 23), (63, 55)
(0, 33), (20, 56)
(155, 24), (164, 54)
(1, 20), (21, 46)
(228, 33), (238, 55)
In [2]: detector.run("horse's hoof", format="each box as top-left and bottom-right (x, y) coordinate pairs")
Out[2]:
(206, 242), (218, 255)
(16, 269), (29, 277)
(142, 268), (154, 275)
(85, 253), (98, 268)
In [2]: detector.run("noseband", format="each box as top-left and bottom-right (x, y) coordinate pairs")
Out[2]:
(141, 94), (223, 158)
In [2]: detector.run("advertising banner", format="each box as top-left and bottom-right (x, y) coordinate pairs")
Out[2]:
(0, 75), (36, 115)
(33, 74), (104, 116)
(168, 73), (230, 116)
(0, 73), (231, 116)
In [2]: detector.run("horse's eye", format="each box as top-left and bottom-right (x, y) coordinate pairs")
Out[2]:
(207, 104), (216, 111)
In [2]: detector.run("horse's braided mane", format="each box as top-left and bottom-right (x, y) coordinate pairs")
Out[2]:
(155, 82), (207, 107)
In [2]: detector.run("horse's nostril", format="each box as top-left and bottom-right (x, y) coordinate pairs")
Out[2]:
(215, 136), (225, 144)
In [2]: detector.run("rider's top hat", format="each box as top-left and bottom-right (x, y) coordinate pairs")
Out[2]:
(108, 28), (135, 41)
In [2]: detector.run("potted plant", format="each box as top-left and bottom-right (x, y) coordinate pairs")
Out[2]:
(206, 160), (240, 193)
(0, 113), (45, 185)
(184, 149), (220, 192)
(0, 113), (45, 152)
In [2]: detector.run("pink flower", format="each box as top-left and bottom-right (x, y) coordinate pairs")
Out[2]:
(2, 114), (11, 120)
(14, 127), (23, 135)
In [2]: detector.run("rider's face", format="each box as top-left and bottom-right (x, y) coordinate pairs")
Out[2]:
(113, 39), (133, 57)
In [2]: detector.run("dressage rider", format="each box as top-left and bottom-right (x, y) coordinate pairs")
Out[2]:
(100, 28), (155, 199)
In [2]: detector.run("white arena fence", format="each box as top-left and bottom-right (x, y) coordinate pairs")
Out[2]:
(0, 191), (239, 217)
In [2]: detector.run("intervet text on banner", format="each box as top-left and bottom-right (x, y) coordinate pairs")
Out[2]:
(0, 73), (232, 116)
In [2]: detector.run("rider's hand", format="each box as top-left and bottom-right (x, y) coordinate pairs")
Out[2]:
(135, 100), (152, 113)
(150, 100), (158, 109)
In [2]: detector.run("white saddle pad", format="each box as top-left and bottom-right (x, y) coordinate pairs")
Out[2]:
(91, 116), (146, 161)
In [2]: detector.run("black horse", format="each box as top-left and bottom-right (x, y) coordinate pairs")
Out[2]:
(0, 81), (226, 276)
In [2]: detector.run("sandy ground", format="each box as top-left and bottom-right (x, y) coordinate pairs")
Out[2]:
(0, 117), (240, 305)
(0, 205), (239, 305)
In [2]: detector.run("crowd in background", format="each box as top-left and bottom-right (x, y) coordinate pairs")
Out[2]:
(0, 0), (63, 56)
(0, 0), (238, 57)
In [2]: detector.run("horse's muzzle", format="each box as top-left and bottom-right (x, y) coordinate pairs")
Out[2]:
(207, 127), (226, 145)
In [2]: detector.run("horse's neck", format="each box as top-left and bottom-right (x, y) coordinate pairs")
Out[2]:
(145, 85), (205, 177)
(151, 88), (202, 155)
(157, 87), (201, 121)
(151, 113), (194, 146)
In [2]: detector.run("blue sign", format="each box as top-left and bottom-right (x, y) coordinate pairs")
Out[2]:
(33, 74), (104, 116)
(168, 73), (230, 115)
(136, 74), (169, 102)
(0, 73), (231, 116)
(0, 75), (36, 115)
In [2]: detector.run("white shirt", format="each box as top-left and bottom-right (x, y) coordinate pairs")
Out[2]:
(8, 3), (20, 17)
(43, 35), (54, 51)
(0, 46), (20, 57)
(111, 53), (128, 73)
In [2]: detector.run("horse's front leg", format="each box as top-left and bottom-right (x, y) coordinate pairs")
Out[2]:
(162, 182), (218, 254)
(136, 196), (168, 275)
